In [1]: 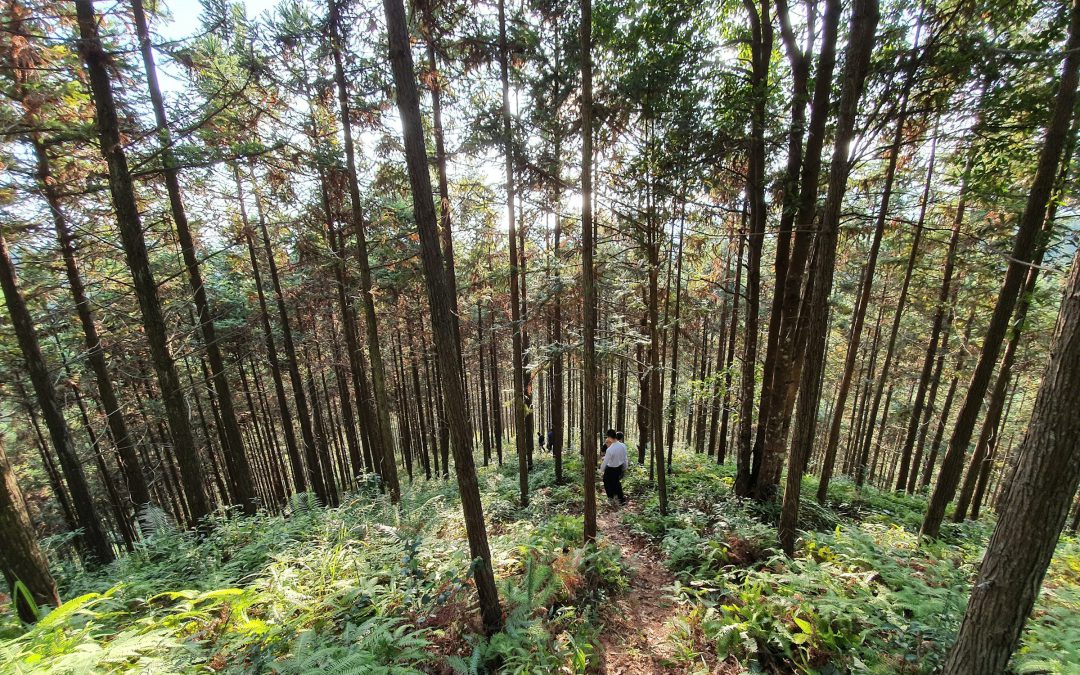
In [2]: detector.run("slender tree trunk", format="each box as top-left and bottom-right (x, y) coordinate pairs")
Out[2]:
(581, 0), (598, 542)
(75, 0), (210, 526)
(857, 135), (936, 487)
(477, 301), (493, 467)
(489, 307), (504, 466)
(328, 0), (400, 501)
(665, 214), (686, 470)
(818, 85), (919, 501)
(694, 325), (712, 455)
(754, 0), (841, 497)
(908, 294), (955, 492)
(0, 229), (114, 563)
(36, 142), (151, 515)
(58, 347), (136, 550)
(778, 0), (879, 554)
(719, 221), (744, 465)
(953, 210), (1056, 521)
(16, 380), (77, 533)
(236, 172), (306, 495)
(384, 0), (503, 632)
(648, 199), (668, 514)
(499, 0), (529, 507)
(901, 170), (966, 492)
(970, 379), (1019, 521)
(551, 135), (565, 484)
(251, 175), (330, 505)
(130, 0), (254, 514)
(636, 306), (650, 464)
(922, 4), (1080, 537)
(921, 312), (974, 490)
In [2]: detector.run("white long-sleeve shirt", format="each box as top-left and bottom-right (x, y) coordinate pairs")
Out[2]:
(601, 441), (628, 470)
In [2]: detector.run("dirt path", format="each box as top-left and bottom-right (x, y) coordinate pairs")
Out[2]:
(596, 504), (683, 674)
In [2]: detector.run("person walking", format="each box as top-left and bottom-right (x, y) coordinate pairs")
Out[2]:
(600, 429), (627, 506)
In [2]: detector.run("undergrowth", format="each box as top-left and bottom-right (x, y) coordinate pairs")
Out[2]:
(0, 457), (623, 674)
(620, 452), (1080, 674)
(4, 450), (1078, 674)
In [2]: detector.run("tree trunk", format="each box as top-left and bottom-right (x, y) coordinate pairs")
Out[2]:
(719, 227), (744, 465)
(818, 76), (918, 501)
(0, 228), (114, 563)
(921, 312), (974, 490)
(328, 0), (400, 501)
(384, 0), (503, 632)
(735, 0), (772, 496)
(856, 134), (936, 487)
(922, 1), (1080, 537)
(235, 171), (306, 494)
(953, 207), (1057, 521)
(477, 301), (494, 467)
(250, 174), (330, 505)
(943, 236), (1080, 673)
(498, 0), (529, 507)
(778, 0), (879, 554)
(901, 165), (966, 492)
(581, 0), (598, 542)
(75, 0), (210, 526)
(753, 0), (841, 498)
(665, 214), (686, 470)
(36, 141), (151, 516)
(0, 435), (59, 622)
(130, 0), (254, 514)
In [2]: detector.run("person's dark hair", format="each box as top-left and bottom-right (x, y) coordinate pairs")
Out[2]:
(605, 429), (617, 440)
(616, 431), (624, 441)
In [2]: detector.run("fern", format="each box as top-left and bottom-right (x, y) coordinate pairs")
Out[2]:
(287, 492), (322, 518)
(137, 503), (176, 538)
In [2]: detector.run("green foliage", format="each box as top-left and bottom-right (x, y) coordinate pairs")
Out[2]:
(0, 458), (625, 674)
(625, 451), (1080, 674)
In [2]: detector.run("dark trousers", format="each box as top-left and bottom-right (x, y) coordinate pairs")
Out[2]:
(603, 465), (625, 504)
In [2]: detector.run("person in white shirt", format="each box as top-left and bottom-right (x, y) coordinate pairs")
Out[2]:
(600, 429), (627, 506)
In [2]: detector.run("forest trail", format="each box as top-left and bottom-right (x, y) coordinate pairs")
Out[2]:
(596, 504), (685, 674)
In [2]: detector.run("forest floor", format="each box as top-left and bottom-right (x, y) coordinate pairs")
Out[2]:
(2, 450), (1080, 674)
(596, 503), (682, 674)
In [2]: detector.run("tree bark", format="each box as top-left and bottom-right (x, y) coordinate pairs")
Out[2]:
(856, 134), (936, 487)
(75, 0), (210, 526)
(0, 228), (115, 563)
(778, 0), (879, 554)
(498, 0), (529, 507)
(900, 159), (967, 492)
(922, 0), (1080, 537)
(130, 0), (254, 514)
(943, 238), (1080, 673)
(735, 0), (772, 497)
(818, 72), (919, 500)
(753, 0), (841, 498)
(35, 141), (151, 517)
(0, 435), (60, 622)
(664, 214), (686, 470)
(383, 0), (503, 632)
(236, 174), (305, 495)
(328, 0), (400, 500)
(581, 0), (598, 542)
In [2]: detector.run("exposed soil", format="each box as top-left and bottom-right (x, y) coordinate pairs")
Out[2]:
(595, 503), (685, 674)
